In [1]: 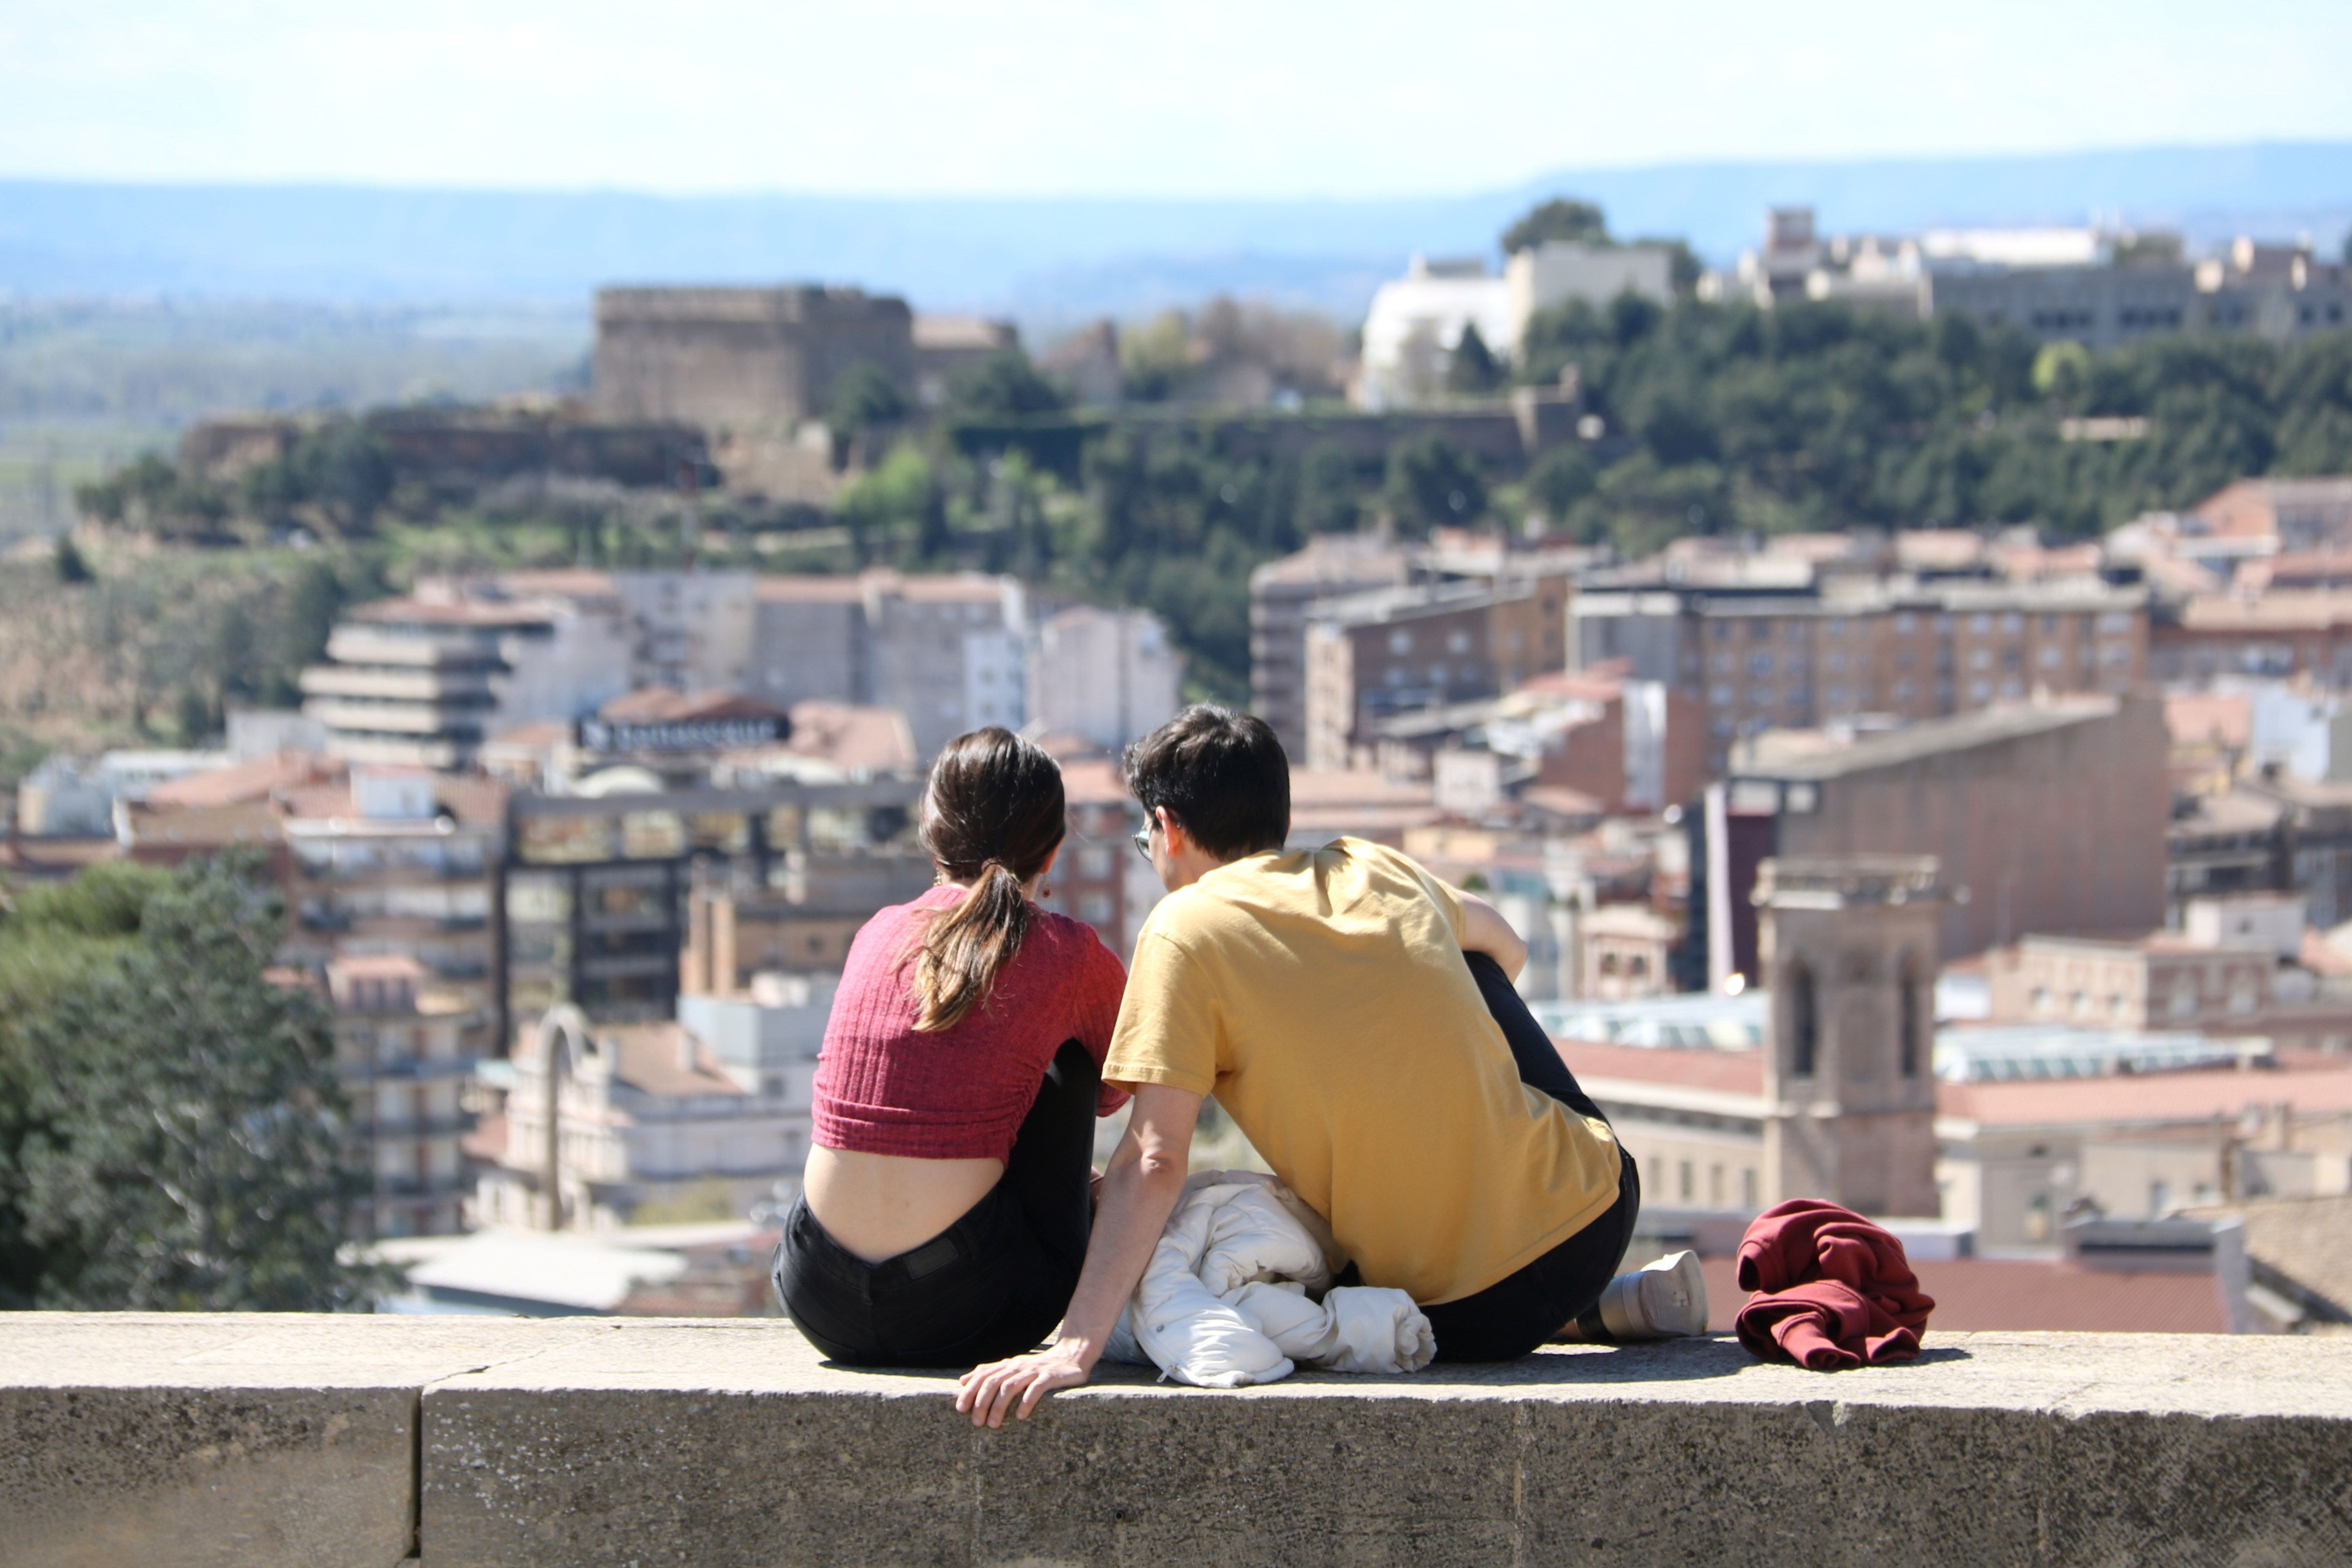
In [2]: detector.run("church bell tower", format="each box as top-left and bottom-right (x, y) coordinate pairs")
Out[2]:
(1757, 855), (1942, 1218)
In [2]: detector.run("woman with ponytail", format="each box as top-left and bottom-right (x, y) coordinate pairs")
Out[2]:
(777, 728), (1132, 1366)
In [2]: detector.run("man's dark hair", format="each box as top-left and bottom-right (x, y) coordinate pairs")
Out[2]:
(1123, 705), (1291, 860)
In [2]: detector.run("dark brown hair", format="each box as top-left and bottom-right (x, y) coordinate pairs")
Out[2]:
(1121, 704), (1290, 860)
(909, 727), (1066, 1032)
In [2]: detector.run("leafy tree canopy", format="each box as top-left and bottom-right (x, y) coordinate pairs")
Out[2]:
(826, 362), (910, 433)
(1446, 324), (1504, 395)
(945, 352), (1071, 422)
(1502, 198), (1610, 255)
(0, 854), (371, 1310)
(1385, 434), (1488, 538)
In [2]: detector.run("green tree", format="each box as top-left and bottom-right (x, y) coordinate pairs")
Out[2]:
(52, 535), (91, 584)
(1446, 324), (1504, 395)
(171, 684), (215, 745)
(295, 419), (396, 535)
(835, 442), (947, 565)
(1119, 312), (1195, 402)
(1384, 434), (1488, 538)
(945, 352), (1071, 422)
(1525, 445), (1599, 531)
(826, 362), (910, 434)
(8, 856), (369, 1310)
(1294, 447), (1363, 536)
(1502, 198), (1610, 255)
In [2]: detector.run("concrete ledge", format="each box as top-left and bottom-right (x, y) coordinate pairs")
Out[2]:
(5, 1316), (2350, 1567)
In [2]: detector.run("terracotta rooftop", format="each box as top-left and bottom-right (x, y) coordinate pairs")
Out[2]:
(147, 752), (341, 810)
(1554, 1041), (1767, 1097)
(603, 1023), (749, 1099)
(780, 701), (917, 775)
(598, 688), (786, 725)
(1937, 1057), (2352, 1128)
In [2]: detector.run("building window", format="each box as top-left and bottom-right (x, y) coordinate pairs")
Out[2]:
(1679, 1160), (1695, 1202)
(1898, 952), (1924, 1077)
(1786, 960), (1817, 1076)
(1741, 1168), (1758, 1208)
(1446, 630), (1472, 654)
(1389, 630), (1412, 654)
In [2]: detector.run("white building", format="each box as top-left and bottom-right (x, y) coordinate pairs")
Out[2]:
(1356, 256), (1516, 410)
(300, 591), (630, 770)
(1504, 242), (1673, 340)
(476, 982), (828, 1233)
(1029, 605), (1184, 752)
(1357, 243), (1676, 410)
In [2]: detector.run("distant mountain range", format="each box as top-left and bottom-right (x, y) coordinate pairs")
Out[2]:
(4, 142), (2350, 336)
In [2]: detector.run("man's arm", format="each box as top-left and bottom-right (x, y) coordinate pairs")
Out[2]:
(1458, 890), (1528, 982)
(954, 1082), (1202, 1427)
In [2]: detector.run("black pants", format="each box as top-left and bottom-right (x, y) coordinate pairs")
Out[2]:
(1419, 952), (1642, 1362)
(774, 1039), (1099, 1368)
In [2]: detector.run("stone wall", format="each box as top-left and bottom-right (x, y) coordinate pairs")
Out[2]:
(591, 287), (916, 430)
(4, 1313), (2348, 1566)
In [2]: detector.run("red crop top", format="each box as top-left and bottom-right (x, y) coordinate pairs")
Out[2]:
(812, 884), (1131, 1161)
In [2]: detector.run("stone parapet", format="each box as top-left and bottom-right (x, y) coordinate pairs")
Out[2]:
(3, 1314), (2348, 1566)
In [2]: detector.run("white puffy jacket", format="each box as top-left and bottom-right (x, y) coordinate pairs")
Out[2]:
(1104, 1170), (1436, 1388)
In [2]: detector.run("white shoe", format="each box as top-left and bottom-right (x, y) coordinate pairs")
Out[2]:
(1595, 1249), (1709, 1340)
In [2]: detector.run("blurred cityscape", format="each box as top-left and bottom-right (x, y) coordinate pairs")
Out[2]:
(3, 183), (2351, 1337)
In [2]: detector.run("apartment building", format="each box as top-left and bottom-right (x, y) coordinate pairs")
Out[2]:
(1703, 207), (2352, 350)
(1573, 578), (2149, 770)
(477, 999), (815, 1231)
(2152, 594), (2352, 687)
(1028, 605), (1184, 753)
(1704, 695), (2169, 971)
(752, 571), (1028, 759)
(301, 592), (630, 770)
(1249, 536), (1415, 761)
(325, 952), (483, 1239)
(279, 766), (507, 1012)
(1302, 575), (1571, 771)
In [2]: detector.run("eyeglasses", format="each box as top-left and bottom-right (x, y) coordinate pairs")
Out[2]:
(1132, 819), (1154, 863)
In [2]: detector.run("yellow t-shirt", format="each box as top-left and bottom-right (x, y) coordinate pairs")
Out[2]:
(1102, 837), (1621, 1305)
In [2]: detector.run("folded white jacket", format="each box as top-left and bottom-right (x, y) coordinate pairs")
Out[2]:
(1104, 1169), (1436, 1388)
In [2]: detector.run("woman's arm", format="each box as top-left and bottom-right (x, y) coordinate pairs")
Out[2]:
(1458, 891), (1529, 982)
(954, 1082), (1201, 1427)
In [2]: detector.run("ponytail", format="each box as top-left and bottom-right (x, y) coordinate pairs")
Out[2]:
(910, 859), (1035, 1032)
(906, 728), (1066, 1033)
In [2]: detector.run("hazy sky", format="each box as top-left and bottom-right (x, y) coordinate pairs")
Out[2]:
(7, 0), (2351, 198)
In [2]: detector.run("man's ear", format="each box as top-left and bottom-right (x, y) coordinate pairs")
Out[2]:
(1155, 805), (1189, 856)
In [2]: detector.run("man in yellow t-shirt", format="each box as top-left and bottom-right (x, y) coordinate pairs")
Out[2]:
(957, 706), (1687, 1428)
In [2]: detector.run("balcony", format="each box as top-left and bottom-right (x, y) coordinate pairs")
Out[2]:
(3, 1316), (2346, 1567)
